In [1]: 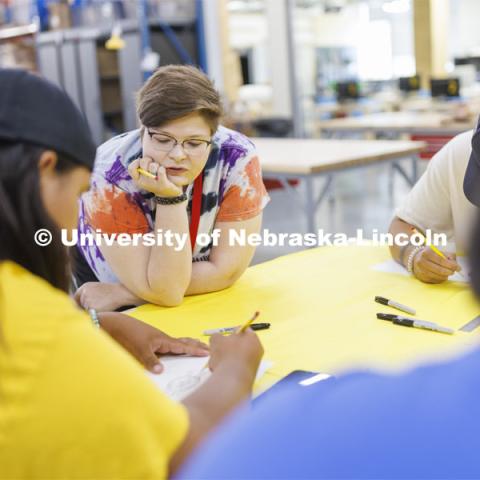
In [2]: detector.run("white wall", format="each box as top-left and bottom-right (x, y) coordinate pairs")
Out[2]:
(228, 12), (270, 84)
(313, 3), (368, 47)
(311, 2), (401, 80)
(385, 8), (415, 76)
(448, 0), (480, 58)
(228, 12), (268, 50)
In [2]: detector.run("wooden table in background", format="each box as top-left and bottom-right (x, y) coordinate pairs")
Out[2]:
(317, 111), (474, 137)
(252, 137), (426, 232)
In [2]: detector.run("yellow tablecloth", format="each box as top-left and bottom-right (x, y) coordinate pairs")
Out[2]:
(130, 246), (480, 391)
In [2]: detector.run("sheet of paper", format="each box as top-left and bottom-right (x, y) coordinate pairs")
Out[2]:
(146, 356), (273, 401)
(371, 257), (470, 283)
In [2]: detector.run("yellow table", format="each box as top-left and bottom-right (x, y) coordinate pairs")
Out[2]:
(130, 246), (480, 391)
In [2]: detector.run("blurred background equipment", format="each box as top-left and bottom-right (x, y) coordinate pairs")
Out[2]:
(399, 74), (420, 93)
(430, 77), (460, 98)
(335, 80), (361, 101)
(0, 0), (209, 144)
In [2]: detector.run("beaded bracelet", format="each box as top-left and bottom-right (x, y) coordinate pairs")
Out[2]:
(88, 308), (100, 328)
(406, 246), (424, 274)
(154, 193), (188, 205)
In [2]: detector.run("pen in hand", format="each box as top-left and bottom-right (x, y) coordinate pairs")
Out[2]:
(236, 311), (260, 333)
(137, 167), (157, 180)
(201, 311), (260, 371)
(411, 228), (465, 278)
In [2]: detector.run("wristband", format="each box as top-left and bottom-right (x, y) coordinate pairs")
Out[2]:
(154, 193), (188, 205)
(88, 308), (100, 328)
(406, 246), (424, 274)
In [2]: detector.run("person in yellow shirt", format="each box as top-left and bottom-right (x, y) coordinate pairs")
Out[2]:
(0, 69), (263, 479)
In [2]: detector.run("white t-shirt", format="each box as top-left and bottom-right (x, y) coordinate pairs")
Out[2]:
(396, 130), (477, 254)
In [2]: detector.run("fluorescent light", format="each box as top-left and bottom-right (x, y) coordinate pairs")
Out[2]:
(382, 0), (411, 14)
(228, 0), (264, 13)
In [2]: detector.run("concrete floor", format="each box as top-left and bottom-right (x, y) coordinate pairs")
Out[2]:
(252, 157), (427, 265)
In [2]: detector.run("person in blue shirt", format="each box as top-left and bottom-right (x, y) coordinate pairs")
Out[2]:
(178, 136), (480, 478)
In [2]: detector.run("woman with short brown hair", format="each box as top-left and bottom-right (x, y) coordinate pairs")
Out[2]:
(74, 65), (269, 311)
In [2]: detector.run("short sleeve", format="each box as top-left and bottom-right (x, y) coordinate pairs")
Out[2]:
(82, 184), (150, 235)
(216, 155), (270, 222)
(395, 138), (454, 237)
(26, 318), (189, 479)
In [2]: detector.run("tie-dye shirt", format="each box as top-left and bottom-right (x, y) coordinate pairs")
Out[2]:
(77, 126), (269, 283)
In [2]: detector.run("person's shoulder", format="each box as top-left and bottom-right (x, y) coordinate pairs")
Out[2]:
(0, 261), (81, 321)
(448, 129), (473, 151)
(428, 129), (473, 173)
(94, 129), (142, 171)
(443, 129), (473, 160)
(97, 129), (141, 153)
(210, 126), (258, 175)
(0, 261), (91, 352)
(214, 125), (256, 155)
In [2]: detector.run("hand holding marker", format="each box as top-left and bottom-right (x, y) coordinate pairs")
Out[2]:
(412, 228), (464, 278)
(202, 312), (260, 371)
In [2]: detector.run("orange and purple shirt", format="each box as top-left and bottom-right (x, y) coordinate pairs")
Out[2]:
(77, 126), (269, 283)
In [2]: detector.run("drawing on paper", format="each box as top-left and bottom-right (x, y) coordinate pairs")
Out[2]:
(165, 370), (211, 401)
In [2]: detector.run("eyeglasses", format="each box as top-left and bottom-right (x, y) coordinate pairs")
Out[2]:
(147, 130), (212, 155)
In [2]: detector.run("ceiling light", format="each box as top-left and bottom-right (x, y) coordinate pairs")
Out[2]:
(382, 0), (411, 14)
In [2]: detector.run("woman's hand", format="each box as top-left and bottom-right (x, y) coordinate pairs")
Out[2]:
(208, 328), (264, 376)
(128, 157), (183, 197)
(74, 282), (141, 312)
(412, 247), (461, 284)
(98, 312), (209, 373)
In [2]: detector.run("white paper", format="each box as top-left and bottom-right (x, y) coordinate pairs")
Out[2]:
(372, 257), (470, 283)
(147, 356), (273, 401)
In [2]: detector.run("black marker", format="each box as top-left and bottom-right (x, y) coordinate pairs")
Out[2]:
(377, 313), (454, 335)
(203, 323), (271, 336)
(375, 296), (416, 315)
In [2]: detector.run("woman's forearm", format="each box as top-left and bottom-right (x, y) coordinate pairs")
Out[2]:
(186, 260), (242, 295)
(110, 262), (237, 305)
(146, 201), (192, 302)
(389, 216), (418, 267)
(170, 360), (255, 473)
(114, 284), (147, 308)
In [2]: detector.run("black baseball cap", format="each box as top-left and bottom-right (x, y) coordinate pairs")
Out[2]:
(0, 68), (96, 169)
(464, 116), (480, 207)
